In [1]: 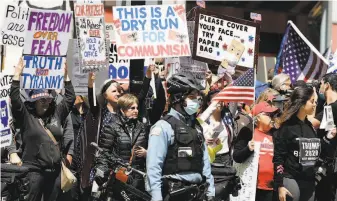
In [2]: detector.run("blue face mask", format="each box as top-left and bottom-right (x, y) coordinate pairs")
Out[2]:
(184, 99), (200, 115)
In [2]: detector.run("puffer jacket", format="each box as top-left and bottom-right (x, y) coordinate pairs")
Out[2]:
(95, 112), (147, 171)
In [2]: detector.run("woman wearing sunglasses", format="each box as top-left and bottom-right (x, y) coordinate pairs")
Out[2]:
(9, 58), (75, 201)
(94, 93), (147, 201)
(273, 85), (337, 201)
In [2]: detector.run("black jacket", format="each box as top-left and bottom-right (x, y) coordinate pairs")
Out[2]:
(95, 112), (147, 170)
(9, 80), (75, 169)
(273, 115), (334, 189)
(80, 77), (151, 188)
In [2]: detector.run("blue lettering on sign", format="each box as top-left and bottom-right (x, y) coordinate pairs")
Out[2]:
(109, 64), (129, 79)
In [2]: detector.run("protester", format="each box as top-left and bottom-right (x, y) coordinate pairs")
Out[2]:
(9, 58), (75, 201)
(199, 89), (234, 166)
(314, 73), (337, 201)
(94, 93), (147, 200)
(233, 101), (279, 201)
(273, 85), (336, 201)
(146, 72), (215, 201)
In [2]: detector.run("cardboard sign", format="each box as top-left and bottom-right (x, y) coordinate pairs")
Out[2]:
(0, 4), (30, 48)
(74, 2), (108, 73)
(165, 57), (207, 89)
(24, 9), (72, 56)
(21, 55), (65, 89)
(193, 8), (260, 69)
(67, 39), (88, 96)
(113, 5), (190, 59)
(230, 142), (260, 201)
(0, 74), (13, 148)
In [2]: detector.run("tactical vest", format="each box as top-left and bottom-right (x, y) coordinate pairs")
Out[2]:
(162, 115), (204, 175)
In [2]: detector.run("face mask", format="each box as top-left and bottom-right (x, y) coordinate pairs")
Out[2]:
(184, 99), (200, 115)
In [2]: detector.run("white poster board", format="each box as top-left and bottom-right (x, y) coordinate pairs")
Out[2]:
(24, 8), (72, 56)
(74, 2), (108, 73)
(113, 4), (190, 59)
(230, 142), (260, 201)
(0, 4), (30, 48)
(67, 39), (88, 96)
(21, 55), (65, 89)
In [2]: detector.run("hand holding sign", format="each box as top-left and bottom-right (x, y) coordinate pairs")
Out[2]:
(88, 72), (96, 88)
(146, 64), (155, 79)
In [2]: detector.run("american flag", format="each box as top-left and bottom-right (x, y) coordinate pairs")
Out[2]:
(274, 21), (328, 83)
(212, 68), (255, 105)
(327, 50), (337, 74)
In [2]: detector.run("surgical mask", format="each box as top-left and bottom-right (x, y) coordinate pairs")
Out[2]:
(184, 99), (200, 115)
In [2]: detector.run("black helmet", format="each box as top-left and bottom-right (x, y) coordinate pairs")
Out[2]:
(167, 72), (202, 95)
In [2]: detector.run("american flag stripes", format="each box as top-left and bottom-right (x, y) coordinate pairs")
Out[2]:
(274, 21), (328, 83)
(212, 68), (255, 105)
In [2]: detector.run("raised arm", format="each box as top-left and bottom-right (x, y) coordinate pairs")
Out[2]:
(10, 58), (27, 122)
(56, 63), (76, 122)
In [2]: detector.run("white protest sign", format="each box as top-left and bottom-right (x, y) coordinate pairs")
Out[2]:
(105, 23), (115, 41)
(24, 9), (72, 56)
(0, 4), (30, 48)
(193, 9), (259, 69)
(21, 55), (65, 89)
(74, 2), (108, 73)
(113, 4), (190, 59)
(67, 39), (88, 96)
(0, 73), (13, 148)
(320, 105), (335, 131)
(230, 142), (260, 201)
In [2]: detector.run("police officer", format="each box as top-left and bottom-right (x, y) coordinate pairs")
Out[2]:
(146, 73), (215, 201)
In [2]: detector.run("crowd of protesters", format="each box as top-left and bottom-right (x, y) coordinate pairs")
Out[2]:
(1, 55), (337, 201)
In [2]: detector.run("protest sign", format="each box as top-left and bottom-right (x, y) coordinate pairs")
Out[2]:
(67, 39), (88, 96)
(24, 9), (72, 56)
(0, 4), (30, 48)
(75, 2), (108, 73)
(107, 42), (129, 83)
(230, 142), (260, 201)
(113, 4), (190, 59)
(105, 23), (115, 41)
(0, 74), (13, 148)
(179, 21), (208, 88)
(193, 8), (260, 69)
(21, 55), (65, 89)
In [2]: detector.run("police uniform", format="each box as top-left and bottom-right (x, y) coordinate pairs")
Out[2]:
(146, 108), (215, 201)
